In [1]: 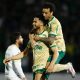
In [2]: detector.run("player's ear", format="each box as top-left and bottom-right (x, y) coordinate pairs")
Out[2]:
(51, 11), (53, 15)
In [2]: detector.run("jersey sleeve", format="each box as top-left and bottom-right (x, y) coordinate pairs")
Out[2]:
(50, 41), (57, 49)
(49, 22), (58, 37)
(43, 31), (48, 38)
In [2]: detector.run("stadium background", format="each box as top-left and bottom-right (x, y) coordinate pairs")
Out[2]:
(0, 0), (80, 79)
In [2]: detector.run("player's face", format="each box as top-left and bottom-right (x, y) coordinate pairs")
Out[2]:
(18, 35), (23, 45)
(42, 8), (53, 20)
(32, 17), (42, 29)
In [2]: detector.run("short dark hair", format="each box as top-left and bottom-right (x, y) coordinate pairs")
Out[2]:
(35, 14), (47, 26)
(32, 14), (48, 27)
(42, 2), (55, 12)
(10, 32), (21, 44)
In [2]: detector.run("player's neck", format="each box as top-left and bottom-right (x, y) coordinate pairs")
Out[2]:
(37, 26), (44, 34)
(15, 42), (20, 48)
(49, 15), (53, 21)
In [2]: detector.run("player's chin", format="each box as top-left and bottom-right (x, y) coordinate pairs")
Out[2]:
(19, 42), (23, 45)
(44, 18), (48, 20)
(44, 17), (48, 20)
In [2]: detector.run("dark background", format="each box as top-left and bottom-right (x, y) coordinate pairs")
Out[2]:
(0, 0), (80, 73)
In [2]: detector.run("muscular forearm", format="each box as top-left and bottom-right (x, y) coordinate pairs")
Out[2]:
(23, 47), (29, 56)
(40, 37), (49, 43)
(30, 38), (36, 48)
(40, 36), (55, 44)
(51, 52), (59, 65)
(51, 48), (59, 65)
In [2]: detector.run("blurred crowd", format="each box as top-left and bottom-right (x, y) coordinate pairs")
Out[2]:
(0, 0), (80, 72)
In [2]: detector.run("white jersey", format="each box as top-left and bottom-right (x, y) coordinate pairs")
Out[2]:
(5, 44), (25, 80)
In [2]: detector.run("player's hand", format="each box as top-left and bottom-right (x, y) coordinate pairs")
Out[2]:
(46, 63), (54, 73)
(3, 58), (11, 64)
(29, 34), (34, 40)
(34, 35), (40, 41)
(48, 37), (54, 44)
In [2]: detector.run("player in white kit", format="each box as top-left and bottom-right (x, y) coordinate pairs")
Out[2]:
(5, 32), (27, 80)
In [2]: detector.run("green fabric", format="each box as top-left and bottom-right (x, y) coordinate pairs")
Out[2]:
(33, 45), (42, 50)
(34, 68), (46, 73)
(47, 51), (65, 63)
(46, 26), (51, 33)
(42, 72), (50, 80)
(56, 51), (65, 64)
(33, 68), (50, 80)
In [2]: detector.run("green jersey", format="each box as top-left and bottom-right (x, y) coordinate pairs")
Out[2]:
(31, 31), (49, 72)
(47, 16), (66, 52)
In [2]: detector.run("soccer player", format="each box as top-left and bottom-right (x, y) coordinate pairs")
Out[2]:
(29, 15), (49, 80)
(33, 2), (76, 79)
(4, 32), (27, 80)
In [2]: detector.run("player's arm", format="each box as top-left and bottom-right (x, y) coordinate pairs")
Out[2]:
(34, 31), (54, 44)
(46, 23), (59, 72)
(11, 47), (29, 60)
(50, 45), (59, 65)
(3, 43), (31, 64)
(48, 23), (59, 64)
(4, 40), (32, 63)
(4, 34), (34, 63)
(13, 47), (29, 59)
(36, 36), (55, 44)
(3, 49), (28, 64)
(35, 36), (49, 43)
(34, 29), (56, 45)
(46, 43), (59, 72)
(29, 34), (36, 48)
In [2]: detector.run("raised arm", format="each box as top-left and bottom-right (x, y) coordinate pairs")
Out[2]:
(29, 34), (36, 48)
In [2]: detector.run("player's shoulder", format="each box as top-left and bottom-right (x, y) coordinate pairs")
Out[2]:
(6, 44), (17, 51)
(8, 44), (17, 49)
(5, 44), (20, 55)
(54, 17), (61, 24)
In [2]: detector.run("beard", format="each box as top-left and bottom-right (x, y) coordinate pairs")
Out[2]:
(19, 41), (23, 46)
(30, 27), (39, 34)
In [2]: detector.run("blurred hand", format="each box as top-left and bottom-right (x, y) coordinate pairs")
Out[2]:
(3, 58), (11, 64)
(34, 35), (40, 41)
(46, 63), (54, 73)
(29, 34), (34, 40)
(48, 37), (54, 44)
